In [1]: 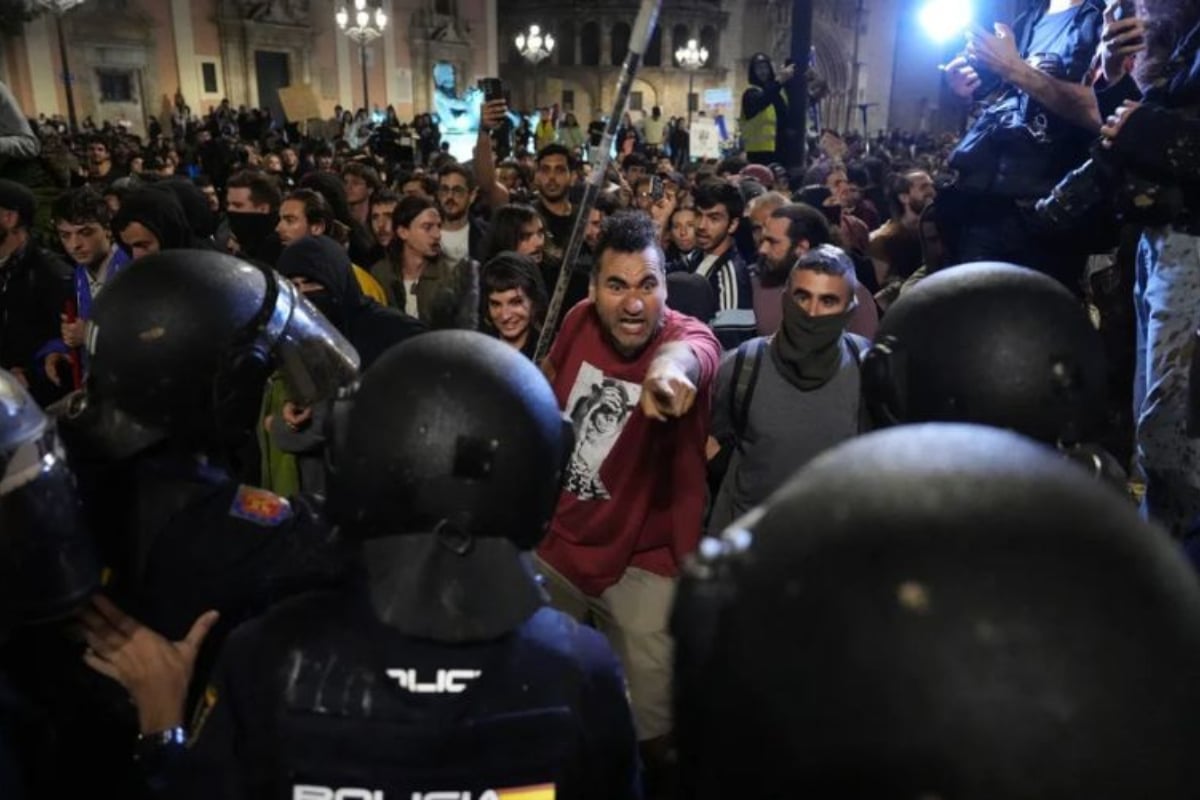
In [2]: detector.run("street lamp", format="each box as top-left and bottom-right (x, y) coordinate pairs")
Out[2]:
(34, 0), (86, 133)
(336, 0), (388, 113)
(675, 38), (708, 121)
(515, 24), (555, 107)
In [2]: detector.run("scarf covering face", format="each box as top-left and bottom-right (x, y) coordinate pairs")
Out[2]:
(769, 289), (855, 390)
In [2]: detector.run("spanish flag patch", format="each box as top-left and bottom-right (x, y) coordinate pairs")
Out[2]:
(495, 785), (556, 800)
(228, 485), (293, 526)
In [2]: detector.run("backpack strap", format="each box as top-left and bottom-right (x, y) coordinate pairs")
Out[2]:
(844, 333), (872, 434)
(730, 338), (768, 451)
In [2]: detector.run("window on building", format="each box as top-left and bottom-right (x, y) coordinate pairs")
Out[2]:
(644, 24), (662, 67)
(98, 71), (134, 103)
(580, 22), (600, 66)
(558, 21), (576, 66)
(201, 62), (219, 94)
(562, 89), (574, 110)
(612, 22), (630, 66)
(629, 91), (643, 112)
(700, 26), (719, 67)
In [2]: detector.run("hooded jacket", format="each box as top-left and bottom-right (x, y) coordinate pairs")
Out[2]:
(276, 235), (425, 369)
(112, 186), (214, 253)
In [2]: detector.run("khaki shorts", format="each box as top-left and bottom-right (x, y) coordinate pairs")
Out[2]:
(534, 555), (676, 741)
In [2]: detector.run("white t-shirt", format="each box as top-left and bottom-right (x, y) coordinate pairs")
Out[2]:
(441, 224), (470, 264)
(404, 279), (420, 317)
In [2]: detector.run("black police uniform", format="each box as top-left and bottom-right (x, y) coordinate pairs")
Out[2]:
(0, 367), (101, 798)
(173, 331), (641, 800)
(178, 590), (638, 800)
(5, 251), (361, 796)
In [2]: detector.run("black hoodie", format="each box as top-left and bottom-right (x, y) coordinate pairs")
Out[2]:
(276, 236), (425, 368)
(112, 186), (214, 253)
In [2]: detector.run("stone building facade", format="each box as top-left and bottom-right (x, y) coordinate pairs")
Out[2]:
(0, 0), (499, 137)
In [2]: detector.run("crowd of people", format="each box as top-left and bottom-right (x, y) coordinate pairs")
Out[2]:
(2, 0), (1200, 796)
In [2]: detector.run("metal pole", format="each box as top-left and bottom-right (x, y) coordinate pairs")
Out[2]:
(360, 42), (369, 111)
(687, 70), (694, 122)
(534, 0), (662, 362)
(56, 13), (78, 133)
(786, 0), (813, 179)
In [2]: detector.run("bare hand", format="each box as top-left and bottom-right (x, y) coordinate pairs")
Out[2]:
(966, 23), (1023, 81)
(282, 402), (313, 430)
(1100, 1), (1147, 84)
(641, 358), (698, 421)
(9, 367), (28, 388)
(79, 595), (219, 734)
(481, 99), (509, 131)
(778, 64), (797, 83)
(43, 353), (70, 386)
(61, 315), (86, 348)
(1100, 99), (1142, 147)
(942, 55), (982, 100)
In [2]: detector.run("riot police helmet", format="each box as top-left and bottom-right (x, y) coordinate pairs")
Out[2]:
(862, 262), (1106, 445)
(673, 423), (1200, 798)
(326, 330), (572, 641)
(60, 250), (359, 459)
(0, 369), (99, 635)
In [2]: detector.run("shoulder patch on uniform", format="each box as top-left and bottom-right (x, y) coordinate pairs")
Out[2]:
(229, 485), (293, 526)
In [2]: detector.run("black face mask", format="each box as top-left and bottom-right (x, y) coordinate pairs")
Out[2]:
(304, 289), (343, 331)
(770, 291), (855, 390)
(226, 211), (280, 263)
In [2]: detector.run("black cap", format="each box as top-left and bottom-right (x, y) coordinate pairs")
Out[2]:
(0, 179), (35, 229)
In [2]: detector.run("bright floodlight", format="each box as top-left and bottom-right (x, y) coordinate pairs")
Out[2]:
(919, 0), (973, 43)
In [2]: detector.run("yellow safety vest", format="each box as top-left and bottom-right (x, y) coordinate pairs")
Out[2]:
(741, 101), (776, 154)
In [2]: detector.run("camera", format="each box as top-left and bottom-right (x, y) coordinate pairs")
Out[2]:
(1036, 142), (1184, 231)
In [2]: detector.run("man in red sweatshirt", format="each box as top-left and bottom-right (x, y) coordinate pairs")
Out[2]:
(537, 211), (720, 784)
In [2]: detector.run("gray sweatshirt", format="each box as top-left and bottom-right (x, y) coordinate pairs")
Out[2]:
(0, 81), (40, 160)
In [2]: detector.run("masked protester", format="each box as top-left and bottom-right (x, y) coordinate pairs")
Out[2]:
(262, 236), (425, 496)
(173, 331), (640, 800)
(707, 243), (868, 533)
(675, 423), (1200, 799)
(861, 261), (1121, 485)
(30, 250), (360, 796)
(0, 367), (101, 799)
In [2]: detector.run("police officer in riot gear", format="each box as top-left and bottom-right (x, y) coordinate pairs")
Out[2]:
(174, 330), (640, 800)
(11, 250), (362, 796)
(0, 367), (101, 798)
(674, 423), (1200, 798)
(862, 261), (1123, 483)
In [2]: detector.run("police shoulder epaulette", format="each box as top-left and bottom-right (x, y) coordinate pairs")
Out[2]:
(228, 484), (293, 527)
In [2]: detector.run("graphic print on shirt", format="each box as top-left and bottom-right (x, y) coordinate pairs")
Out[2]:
(564, 362), (641, 500)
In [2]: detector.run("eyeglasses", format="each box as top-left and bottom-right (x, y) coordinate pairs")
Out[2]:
(438, 185), (469, 196)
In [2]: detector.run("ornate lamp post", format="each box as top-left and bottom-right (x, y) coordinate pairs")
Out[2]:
(515, 24), (555, 108)
(34, 0), (87, 133)
(336, 0), (388, 112)
(675, 38), (708, 122)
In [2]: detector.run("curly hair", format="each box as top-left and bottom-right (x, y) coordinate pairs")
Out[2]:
(1135, 0), (1200, 88)
(593, 211), (665, 278)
